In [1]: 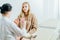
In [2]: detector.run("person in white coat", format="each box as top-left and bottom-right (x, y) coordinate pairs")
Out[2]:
(0, 3), (32, 40)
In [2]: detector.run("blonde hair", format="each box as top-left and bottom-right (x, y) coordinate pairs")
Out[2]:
(22, 2), (30, 13)
(19, 2), (30, 18)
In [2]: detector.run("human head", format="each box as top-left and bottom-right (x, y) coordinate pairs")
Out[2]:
(0, 3), (12, 17)
(22, 2), (30, 16)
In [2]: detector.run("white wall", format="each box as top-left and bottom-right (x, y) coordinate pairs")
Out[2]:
(59, 0), (60, 19)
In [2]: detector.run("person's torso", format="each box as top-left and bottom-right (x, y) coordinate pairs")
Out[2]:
(0, 16), (16, 40)
(19, 13), (33, 32)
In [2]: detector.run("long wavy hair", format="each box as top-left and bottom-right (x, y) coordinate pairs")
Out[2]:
(20, 2), (31, 18)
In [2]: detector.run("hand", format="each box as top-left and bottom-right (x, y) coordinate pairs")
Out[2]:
(31, 34), (37, 38)
(14, 18), (19, 25)
(23, 33), (32, 39)
(21, 38), (30, 40)
(16, 36), (20, 40)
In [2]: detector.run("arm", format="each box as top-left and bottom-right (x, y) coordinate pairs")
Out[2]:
(14, 17), (20, 27)
(10, 21), (31, 38)
(29, 15), (38, 34)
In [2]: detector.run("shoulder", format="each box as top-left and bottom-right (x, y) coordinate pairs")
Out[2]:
(18, 12), (24, 18)
(29, 13), (36, 18)
(5, 18), (14, 25)
(6, 20), (12, 25)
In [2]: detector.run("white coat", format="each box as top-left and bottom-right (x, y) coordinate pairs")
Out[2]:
(0, 16), (29, 40)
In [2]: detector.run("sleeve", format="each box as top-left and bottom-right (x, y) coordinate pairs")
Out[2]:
(10, 21), (30, 37)
(29, 14), (38, 34)
(32, 15), (38, 30)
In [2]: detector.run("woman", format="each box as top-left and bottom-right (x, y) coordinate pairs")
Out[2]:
(14, 2), (37, 40)
(0, 3), (32, 40)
